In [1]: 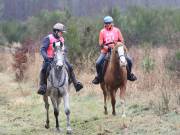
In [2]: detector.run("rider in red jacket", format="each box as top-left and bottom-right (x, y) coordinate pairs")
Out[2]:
(92, 16), (137, 84)
(37, 23), (83, 95)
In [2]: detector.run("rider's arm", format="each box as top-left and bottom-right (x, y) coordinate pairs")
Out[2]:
(117, 29), (124, 44)
(99, 30), (104, 48)
(40, 36), (50, 61)
(117, 29), (128, 52)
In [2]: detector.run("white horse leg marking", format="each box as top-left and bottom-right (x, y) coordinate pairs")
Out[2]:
(120, 99), (126, 118)
(63, 93), (72, 134)
(120, 99), (127, 128)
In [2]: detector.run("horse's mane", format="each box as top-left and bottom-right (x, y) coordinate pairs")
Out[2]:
(109, 44), (121, 68)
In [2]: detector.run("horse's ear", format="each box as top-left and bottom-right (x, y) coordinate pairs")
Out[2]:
(53, 42), (56, 48)
(60, 42), (63, 47)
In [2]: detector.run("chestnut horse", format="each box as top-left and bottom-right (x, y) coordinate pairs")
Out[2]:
(100, 44), (127, 118)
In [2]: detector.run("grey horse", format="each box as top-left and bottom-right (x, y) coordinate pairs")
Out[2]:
(43, 41), (72, 134)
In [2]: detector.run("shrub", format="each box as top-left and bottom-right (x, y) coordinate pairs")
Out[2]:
(175, 50), (180, 60)
(0, 21), (27, 43)
(165, 50), (180, 74)
(142, 56), (155, 73)
(141, 45), (155, 73)
(12, 46), (28, 81)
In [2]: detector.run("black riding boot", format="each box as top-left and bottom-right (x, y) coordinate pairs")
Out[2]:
(92, 64), (102, 84)
(125, 55), (137, 81)
(70, 69), (83, 92)
(37, 70), (47, 95)
(37, 61), (51, 95)
(127, 67), (137, 81)
(92, 76), (100, 84)
(126, 58), (137, 81)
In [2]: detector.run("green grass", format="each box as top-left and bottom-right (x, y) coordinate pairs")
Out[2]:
(0, 72), (180, 135)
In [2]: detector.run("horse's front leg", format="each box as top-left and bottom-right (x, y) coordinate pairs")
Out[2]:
(51, 97), (61, 132)
(103, 90), (108, 115)
(110, 90), (116, 115)
(43, 95), (50, 129)
(63, 93), (72, 134)
(120, 86), (126, 118)
(101, 84), (108, 115)
(120, 85), (127, 128)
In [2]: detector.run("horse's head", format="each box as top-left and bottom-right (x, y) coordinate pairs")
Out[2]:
(113, 44), (127, 67)
(53, 41), (64, 70)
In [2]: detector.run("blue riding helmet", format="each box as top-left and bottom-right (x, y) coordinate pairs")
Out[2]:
(104, 16), (113, 23)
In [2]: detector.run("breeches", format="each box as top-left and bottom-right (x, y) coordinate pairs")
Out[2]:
(96, 53), (106, 70)
(125, 54), (133, 72)
(95, 53), (133, 73)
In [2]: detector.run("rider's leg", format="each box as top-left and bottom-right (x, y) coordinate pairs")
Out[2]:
(126, 55), (137, 81)
(65, 57), (83, 92)
(37, 61), (50, 95)
(92, 53), (106, 84)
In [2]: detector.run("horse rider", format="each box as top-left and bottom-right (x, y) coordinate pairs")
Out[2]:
(92, 16), (137, 84)
(37, 23), (83, 95)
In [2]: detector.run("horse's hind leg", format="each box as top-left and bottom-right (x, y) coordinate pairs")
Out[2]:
(43, 95), (50, 129)
(110, 90), (116, 115)
(63, 93), (72, 134)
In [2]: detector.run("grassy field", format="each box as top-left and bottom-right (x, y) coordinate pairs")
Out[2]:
(0, 46), (180, 135)
(0, 70), (180, 135)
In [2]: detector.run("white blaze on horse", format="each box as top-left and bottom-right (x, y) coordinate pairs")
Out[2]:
(43, 41), (72, 134)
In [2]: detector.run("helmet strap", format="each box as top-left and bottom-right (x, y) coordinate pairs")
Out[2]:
(53, 30), (60, 39)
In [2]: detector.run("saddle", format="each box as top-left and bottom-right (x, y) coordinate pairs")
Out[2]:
(99, 52), (111, 82)
(100, 52), (130, 82)
(46, 62), (70, 83)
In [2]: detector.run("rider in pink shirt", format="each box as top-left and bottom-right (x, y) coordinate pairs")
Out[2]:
(99, 25), (124, 53)
(92, 16), (137, 84)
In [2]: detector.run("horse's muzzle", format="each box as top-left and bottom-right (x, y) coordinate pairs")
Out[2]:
(56, 65), (63, 70)
(119, 56), (127, 67)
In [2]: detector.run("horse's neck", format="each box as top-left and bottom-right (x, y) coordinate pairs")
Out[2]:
(108, 53), (119, 74)
(49, 66), (67, 87)
(50, 66), (64, 80)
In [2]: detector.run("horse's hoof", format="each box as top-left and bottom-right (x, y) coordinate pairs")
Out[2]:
(45, 124), (49, 129)
(122, 114), (126, 118)
(122, 123), (128, 129)
(67, 127), (72, 134)
(112, 112), (116, 116)
(56, 127), (63, 133)
(104, 111), (108, 115)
